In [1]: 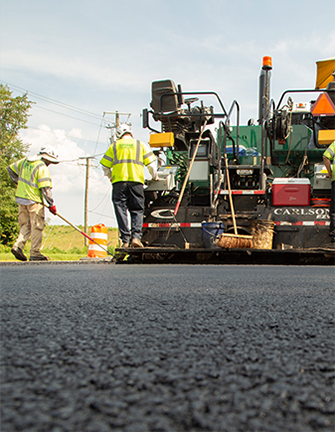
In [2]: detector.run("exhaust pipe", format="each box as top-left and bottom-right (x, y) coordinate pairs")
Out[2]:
(258, 56), (272, 124)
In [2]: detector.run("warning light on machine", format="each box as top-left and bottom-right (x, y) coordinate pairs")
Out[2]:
(262, 56), (272, 70)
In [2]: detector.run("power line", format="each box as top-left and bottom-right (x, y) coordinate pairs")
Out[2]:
(2, 81), (109, 121)
(59, 152), (104, 163)
(88, 210), (116, 222)
(2, 81), (119, 227)
(3, 81), (113, 151)
(3, 81), (121, 153)
(3, 81), (117, 143)
(25, 125), (108, 146)
(32, 105), (103, 127)
(89, 188), (110, 212)
(93, 116), (105, 155)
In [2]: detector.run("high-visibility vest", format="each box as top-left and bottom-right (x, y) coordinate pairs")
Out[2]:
(9, 158), (52, 203)
(323, 141), (335, 181)
(100, 137), (156, 184)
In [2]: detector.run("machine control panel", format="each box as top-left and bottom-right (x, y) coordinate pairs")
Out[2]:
(145, 165), (179, 191)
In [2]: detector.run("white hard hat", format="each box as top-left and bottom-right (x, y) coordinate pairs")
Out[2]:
(38, 146), (59, 164)
(116, 123), (132, 139)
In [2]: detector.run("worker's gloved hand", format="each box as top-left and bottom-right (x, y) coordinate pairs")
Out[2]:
(49, 205), (57, 215)
(153, 174), (159, 181)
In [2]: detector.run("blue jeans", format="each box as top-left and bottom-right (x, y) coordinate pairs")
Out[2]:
(112, 181), (144, 244)
(330, 181), (335, 238)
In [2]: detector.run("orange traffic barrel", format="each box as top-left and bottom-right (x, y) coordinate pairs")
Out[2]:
(87, 224), (108, 258)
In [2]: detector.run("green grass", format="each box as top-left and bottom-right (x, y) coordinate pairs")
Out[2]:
(0, 225), (118, 261)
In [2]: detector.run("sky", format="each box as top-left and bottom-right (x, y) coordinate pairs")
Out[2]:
(1, 0), (335, 229)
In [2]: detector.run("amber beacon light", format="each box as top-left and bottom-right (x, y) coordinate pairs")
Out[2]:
(262, 56), (272, 70)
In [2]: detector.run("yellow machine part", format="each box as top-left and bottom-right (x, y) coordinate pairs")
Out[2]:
(318, 129), (335, 146)
(315, 57), (335, 89)
(149, 132), (174, 148)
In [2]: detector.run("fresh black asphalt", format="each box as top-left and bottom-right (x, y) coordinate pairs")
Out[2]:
(1, 263), (334, 432)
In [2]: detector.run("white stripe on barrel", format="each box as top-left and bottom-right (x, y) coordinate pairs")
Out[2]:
(87, 224), (108, 258)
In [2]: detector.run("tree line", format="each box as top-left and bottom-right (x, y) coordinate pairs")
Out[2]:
(0, 84), (32, 245)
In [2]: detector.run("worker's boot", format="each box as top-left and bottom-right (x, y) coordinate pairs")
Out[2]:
(120, 242), (129, 249)
(11, 247), (27, 262)
(131, 238), (144, 248)
(29, 252), (49, 261)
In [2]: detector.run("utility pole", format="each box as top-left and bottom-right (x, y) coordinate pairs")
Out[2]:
(77, 112), (131, 247)
(104, 111), (131, 144)
(79, 156), (93, 246)
(102, 111), (131, 247)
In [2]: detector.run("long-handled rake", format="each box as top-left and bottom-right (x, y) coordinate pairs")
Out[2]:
(44, 205), (113, 257)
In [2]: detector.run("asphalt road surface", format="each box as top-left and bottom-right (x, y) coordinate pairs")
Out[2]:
(1, 263), (334, 432)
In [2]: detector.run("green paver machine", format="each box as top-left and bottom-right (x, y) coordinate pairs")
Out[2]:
(120, 56), (335, 264)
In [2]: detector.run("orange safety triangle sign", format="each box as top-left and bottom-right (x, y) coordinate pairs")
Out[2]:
(311, 92), (335, 116)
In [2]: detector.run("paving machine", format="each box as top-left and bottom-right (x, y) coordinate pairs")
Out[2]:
(118, 56), (335, 264)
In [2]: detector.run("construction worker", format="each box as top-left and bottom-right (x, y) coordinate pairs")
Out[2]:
(323, 141), (335, 242)
(100, 124), (158, 248)
(7, 146), (59, 261)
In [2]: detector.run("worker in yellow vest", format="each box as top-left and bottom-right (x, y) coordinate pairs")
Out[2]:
(323, 141), (335, 242)
(100, 124), (158, 248)
(7, 146), (59, 261)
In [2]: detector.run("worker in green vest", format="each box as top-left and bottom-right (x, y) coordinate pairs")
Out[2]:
(323, 141), (335, 242)
(7, 146), (59, 261)
(100, 124), (158, 248)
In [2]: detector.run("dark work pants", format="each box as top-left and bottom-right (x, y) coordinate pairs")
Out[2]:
(112, 181), (144, 243)
(330, 180), (335, 238)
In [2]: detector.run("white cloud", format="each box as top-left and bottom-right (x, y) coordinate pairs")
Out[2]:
(19, 126), (116, 226)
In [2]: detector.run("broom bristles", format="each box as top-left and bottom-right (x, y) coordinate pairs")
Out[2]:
(215, 233), (253, 249)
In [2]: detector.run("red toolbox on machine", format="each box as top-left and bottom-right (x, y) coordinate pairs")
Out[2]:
(272, 178), (311, 206)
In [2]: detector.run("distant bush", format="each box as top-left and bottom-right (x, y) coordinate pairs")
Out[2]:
(0, 244), (11, 253)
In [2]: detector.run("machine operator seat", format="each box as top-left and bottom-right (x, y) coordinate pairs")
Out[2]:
(150, 79), (183, 114)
